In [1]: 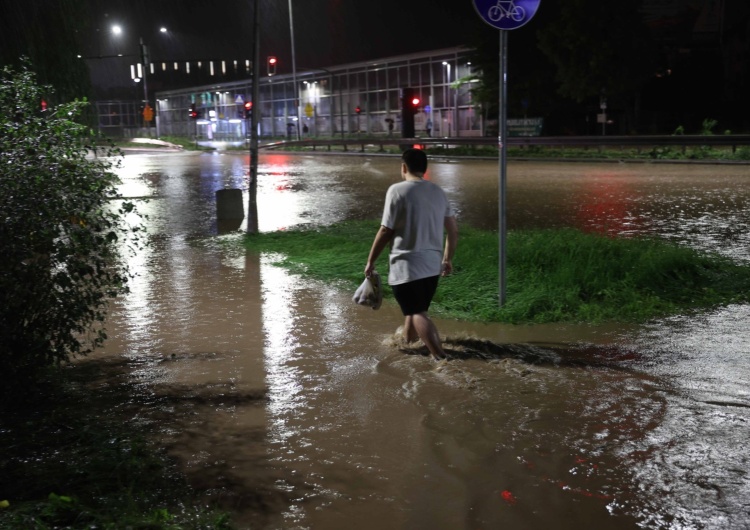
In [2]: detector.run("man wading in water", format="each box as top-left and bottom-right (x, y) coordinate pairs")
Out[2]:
(364, 148), (458, 360)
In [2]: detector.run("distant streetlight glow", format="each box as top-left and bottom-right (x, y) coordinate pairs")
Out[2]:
(112, 25), (122, 35)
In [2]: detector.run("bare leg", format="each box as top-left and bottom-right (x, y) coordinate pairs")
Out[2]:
(411, 312), (447, 360)
(402, 315), (419, 343)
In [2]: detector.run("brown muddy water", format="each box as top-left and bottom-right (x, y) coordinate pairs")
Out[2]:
(92, 152), (750, 529)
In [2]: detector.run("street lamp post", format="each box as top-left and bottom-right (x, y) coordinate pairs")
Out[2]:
(443, 60), (458, 137)
(136, 27), (167, 138)
(453, 62), (459, 137)
(301, 67), (345, 140)
(139, 37), (150, 136)
(288, 0), (300, 140)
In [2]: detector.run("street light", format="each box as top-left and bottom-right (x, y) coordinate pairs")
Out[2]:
(302, 81), (316, 135)
(443, 61), (455, 137)
(301, 67), (345, 140)
(133, 77), (141, 109)
(125, 27), (168, 137)
(86, 24), (124, 58)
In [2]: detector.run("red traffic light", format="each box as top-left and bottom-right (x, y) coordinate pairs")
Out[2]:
(267, 56), (277, 76)
(411, 97), (421, 107)
(244, 101), (253, 118)
(355, 106), (361, 114)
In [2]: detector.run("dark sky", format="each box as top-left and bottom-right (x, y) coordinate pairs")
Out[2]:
(85, 0), (492, 93)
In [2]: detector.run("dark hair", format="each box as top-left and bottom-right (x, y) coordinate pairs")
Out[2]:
(401, 148), (428, 175)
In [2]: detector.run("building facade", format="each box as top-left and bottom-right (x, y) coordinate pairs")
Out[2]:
(147, 46), (481, 141)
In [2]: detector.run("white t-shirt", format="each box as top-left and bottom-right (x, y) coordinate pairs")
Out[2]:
(381, 179), (454, 285)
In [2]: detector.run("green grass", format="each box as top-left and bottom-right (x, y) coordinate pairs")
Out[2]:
(244, 221), (750, 324)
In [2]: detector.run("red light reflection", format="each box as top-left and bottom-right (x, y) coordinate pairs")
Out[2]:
(575, 170), (642, 237)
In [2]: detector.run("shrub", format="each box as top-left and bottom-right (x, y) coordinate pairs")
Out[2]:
(0, 62), (141, 389)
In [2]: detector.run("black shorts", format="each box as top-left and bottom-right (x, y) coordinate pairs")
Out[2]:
(391, 275), (440, 316)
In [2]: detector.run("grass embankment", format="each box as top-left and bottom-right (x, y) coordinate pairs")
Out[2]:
(430, 144), (750, 161)
(259, 140), (750, 162)
(122, 135), (750, 161)
(336, 144), (750, 161)
(244, 221), (750, 323)
(0, 365), (231, 530)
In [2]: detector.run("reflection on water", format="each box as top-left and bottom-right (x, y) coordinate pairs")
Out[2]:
(618, 305), (750, 528)
(95, 152), (750, 529)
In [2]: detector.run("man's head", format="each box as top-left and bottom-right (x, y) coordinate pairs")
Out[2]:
(401, 148), (428, 177)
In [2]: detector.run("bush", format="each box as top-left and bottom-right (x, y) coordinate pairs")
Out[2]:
(0, 62), (141, 389)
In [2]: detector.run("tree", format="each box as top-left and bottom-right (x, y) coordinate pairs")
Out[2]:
(0, 62), (141, 390)
(537, 0), (657, 132)
(538, 0), (656, 102)
(465, 15), (577, 135)
(0, 0), (92, 104)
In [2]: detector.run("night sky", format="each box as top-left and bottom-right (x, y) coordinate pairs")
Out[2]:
(81, 0), (750, 131)
(84, 0), (491, 94)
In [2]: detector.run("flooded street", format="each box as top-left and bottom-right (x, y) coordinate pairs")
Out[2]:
(95, 152), (750, 529)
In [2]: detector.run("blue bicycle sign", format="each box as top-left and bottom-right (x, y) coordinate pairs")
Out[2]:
(489, 0), (524, 22)
(473, 0), (540, 30)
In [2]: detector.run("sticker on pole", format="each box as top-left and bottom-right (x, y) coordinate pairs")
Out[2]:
(473, 0), (540, 30)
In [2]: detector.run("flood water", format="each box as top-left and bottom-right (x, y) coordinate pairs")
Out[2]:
(95, 152), (750, 529)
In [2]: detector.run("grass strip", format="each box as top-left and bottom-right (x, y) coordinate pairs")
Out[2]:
(244, 221), (750, 323)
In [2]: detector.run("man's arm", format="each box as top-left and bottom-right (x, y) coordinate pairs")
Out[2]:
(441, 216), (458, 276)
(365, 225), (394, 277)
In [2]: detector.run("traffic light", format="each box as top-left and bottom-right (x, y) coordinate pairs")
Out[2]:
(267, 56), (277, 76)
(355, 106), (361, 115)
(244, 101), (253, 119)
(401, 88), (419, 138)
(189, 104), (198, 120)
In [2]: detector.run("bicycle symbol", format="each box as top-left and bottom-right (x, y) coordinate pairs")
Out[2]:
(488, 0), (525, 22)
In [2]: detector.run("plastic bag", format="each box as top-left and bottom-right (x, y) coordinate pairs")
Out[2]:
(353, 271), (382, 310)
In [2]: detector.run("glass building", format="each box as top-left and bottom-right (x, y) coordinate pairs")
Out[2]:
(150, 46), (481, 142)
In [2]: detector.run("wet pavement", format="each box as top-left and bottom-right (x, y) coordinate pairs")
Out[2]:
(93, 152), (750, 529)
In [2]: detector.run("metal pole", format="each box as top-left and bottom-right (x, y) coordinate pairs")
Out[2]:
(140, 37), (150, 137)
(288, 0), (300, 140)
(303, 67), (344, 140)
(453, 59), (459, 138)
(443, 63), (448, 136)
(498, 30), (508, 306)
(338, 75), (344, 140)
(247, 0), (261, 234)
